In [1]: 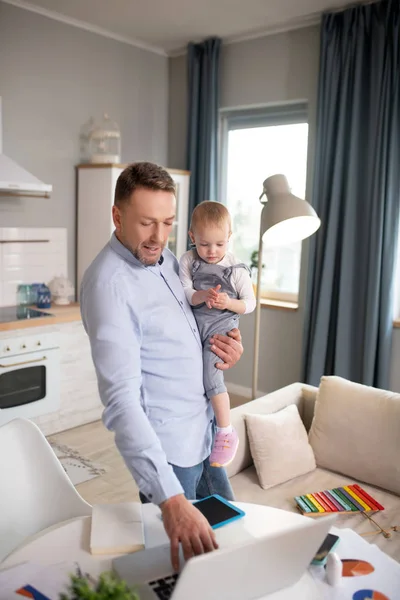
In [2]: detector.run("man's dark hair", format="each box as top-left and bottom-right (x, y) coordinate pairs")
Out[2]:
(114, 162), (176, 207)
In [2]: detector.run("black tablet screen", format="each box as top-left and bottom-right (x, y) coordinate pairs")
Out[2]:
(193, 496), (241, 527)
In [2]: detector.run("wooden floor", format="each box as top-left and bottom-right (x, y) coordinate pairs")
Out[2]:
(48, 393), (248, 506)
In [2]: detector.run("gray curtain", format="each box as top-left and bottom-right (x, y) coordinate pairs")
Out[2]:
(186, 37), (221, 225)
(303, 0), (400, 388)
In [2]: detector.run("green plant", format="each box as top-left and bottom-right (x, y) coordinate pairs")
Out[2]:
(59, 570), (140, 600)
(249, 250), (265, 273)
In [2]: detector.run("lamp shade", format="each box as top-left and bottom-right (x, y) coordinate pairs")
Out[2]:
(260, 174), (320, 247)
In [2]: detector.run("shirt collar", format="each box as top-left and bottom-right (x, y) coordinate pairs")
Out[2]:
(109, 232), (164, 267)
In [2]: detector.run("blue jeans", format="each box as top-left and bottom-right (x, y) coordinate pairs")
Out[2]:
(140, 458), (235, 504)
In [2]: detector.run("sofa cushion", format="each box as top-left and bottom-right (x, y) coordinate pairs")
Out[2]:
(227, 383), (306, 479)
(309, 376), (400, 496)
(230, 465), (400, 561)
(244, 404), (316, 490)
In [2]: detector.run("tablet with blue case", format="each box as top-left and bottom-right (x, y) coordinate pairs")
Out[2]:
(192, 494), (245, 529)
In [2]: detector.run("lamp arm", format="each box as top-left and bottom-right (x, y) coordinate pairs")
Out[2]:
(252, 218), (264, 399)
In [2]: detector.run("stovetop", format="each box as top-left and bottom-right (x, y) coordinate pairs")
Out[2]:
(0, 306), (54, 323)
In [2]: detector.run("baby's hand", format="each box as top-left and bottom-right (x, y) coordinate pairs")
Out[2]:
(205, 285), (221, 309)
(212, 292), (231, 310)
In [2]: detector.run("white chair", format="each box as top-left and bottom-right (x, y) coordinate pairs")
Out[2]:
(0, 418), (91, 563)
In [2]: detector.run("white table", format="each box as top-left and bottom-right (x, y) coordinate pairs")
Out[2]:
(1, 502), (310, 573)
(1, 502), (319, 598)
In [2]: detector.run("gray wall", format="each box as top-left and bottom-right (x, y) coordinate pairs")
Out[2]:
(168, 55), (187, 170)
(168, 26), (320, 395)
(0, 3), (168, 286)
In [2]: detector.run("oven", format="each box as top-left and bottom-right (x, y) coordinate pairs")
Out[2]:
(0, 331), (60, 426)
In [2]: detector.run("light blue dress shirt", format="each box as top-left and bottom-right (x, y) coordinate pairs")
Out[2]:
(80, 233), (214, 505)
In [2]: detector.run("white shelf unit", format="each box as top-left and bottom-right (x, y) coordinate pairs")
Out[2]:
(76, 164), (190, 292)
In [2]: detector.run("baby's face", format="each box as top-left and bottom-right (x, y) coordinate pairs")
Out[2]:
(190, 223), (230, 264)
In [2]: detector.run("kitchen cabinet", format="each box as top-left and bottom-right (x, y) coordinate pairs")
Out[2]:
(76, 164), (190, 292)
(24, 320), (102, 436)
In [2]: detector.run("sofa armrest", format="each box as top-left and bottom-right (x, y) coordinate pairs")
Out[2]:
(301, 383), (319, 432)
(227, 382), (317, 479)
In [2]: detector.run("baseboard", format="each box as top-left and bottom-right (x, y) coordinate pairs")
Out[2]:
(226, 382), (267, 400)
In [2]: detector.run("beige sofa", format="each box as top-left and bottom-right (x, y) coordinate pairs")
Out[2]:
(227, 381), (400, 561)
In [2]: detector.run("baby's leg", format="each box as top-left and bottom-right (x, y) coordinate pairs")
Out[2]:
(202, 342), (229, 419)
(211, 392), (231, 428)
(203, 345), (239, 467)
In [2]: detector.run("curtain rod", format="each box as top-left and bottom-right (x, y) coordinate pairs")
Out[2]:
(329, 0), (381, 14)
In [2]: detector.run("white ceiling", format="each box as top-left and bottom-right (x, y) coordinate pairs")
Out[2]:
(3, 0), (365, 55)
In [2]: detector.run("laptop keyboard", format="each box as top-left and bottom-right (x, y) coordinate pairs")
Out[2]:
(148, 574), (179, 599)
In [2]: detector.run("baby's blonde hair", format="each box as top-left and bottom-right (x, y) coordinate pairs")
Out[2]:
(190, 201), (231, 233)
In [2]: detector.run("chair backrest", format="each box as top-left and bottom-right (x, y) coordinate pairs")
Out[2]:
(0, 418), (91, 562)
(227, 382), (318, 478)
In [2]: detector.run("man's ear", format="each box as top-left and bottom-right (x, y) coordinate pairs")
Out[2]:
(112, 205), (122, 232)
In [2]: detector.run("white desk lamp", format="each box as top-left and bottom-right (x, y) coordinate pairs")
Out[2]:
(252, 174), (321, 399)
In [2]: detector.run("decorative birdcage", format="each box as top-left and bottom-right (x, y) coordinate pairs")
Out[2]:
(87, 113), (121, 163)
(79, 117), (95, 163)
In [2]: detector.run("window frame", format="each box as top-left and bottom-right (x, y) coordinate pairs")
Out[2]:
(219, 102), (309, 304)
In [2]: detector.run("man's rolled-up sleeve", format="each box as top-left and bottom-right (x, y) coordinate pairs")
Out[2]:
(81, 281), (183, 505)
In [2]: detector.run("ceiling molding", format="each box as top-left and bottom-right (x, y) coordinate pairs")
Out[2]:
(2, 0), (323, 58)
(167, 12), (321, 57)
(1, 0), (168, 56)
(224, 12), (321, 47)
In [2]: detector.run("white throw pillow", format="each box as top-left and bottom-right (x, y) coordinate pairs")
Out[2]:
(308, 376), (400, 495)
(244, 404), (316, 490)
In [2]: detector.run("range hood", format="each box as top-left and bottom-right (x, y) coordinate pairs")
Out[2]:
(0, 97), (52, 198)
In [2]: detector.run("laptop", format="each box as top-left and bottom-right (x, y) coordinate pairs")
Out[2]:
(113, 513), (336, 600)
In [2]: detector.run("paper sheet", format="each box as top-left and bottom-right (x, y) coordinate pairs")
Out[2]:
(0, 561), (76, 599)
(309, 527), (400, 600)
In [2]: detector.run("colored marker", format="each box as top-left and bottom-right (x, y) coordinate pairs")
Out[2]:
(353, 484), (384, 511)
(334, 488), (357, 511)
(352, 486), (377, 509)
(295, 496), (311, 513)
(301, 495), (318, 513)
(317, 491), (337, 512)
(338, 485), (369, 512)
(313, 492), (332, 512)
(342, 486), (370, 511)
(306, 493), (325, 513)
(324, 490), (345, 512)
(330, 489), (354, 511)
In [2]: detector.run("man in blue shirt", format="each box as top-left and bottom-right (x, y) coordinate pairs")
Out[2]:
(81, 162), (243, 570)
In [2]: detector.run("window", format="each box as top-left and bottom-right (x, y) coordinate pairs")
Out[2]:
(220, 104), (309, 304)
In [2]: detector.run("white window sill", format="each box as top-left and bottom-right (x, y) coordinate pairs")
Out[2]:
(260, 298), (298, 311)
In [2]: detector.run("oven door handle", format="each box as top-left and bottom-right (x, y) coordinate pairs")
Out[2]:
(0, 356), (47, 368)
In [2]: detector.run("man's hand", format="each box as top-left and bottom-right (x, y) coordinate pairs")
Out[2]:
(160, 494), (218, 570)
(210, 328), (243, 371)
(211, 292), (231, 310)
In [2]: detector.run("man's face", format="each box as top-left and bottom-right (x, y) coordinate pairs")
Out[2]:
(112, 187), (176, 266)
